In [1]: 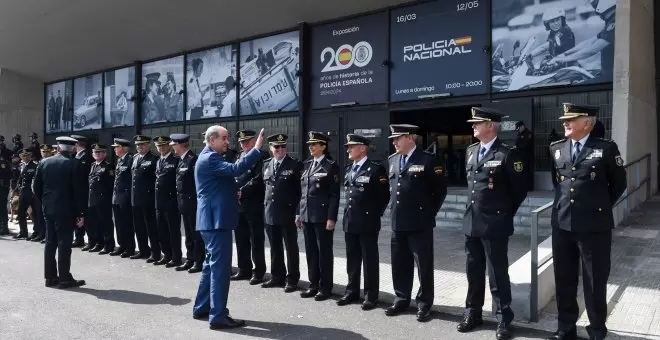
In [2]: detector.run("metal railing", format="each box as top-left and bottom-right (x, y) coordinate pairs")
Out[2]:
(528, 153), (652, 322)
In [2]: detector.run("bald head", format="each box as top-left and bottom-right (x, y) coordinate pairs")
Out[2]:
(205, 125), (230, 153)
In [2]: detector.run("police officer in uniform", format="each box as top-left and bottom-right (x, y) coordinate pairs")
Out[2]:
(261, 134), (302, 292)
(515, 121), (534, 191)
(0, 136), (11, 235)
(547, 104), (626, 340)
(385, 124), (447, 322)
(71, 135), (93, 249)
(110, 138), (135, 258)
(31, 145), (54, 243)
(296, 131), (341, 301)
(337, 134), (389, 310)
(14, 149), (38, 239)
(458, 108), (528, 340)
(153, 136), (182, 268)
(232, 130), (268, 284)
(130, 135), (161, 262)
(170, 134), (204, 273)
(87, 144), (116, 254)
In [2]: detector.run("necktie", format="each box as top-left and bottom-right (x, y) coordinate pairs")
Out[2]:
(352, 164), (360, 179)
(400, 155), (407, 169)
(159, 158), (165, 169)
(478, 147), (486, 162)
(275, 161), (280, 173)
(313, 161), (319, 171)
(573, 142), (581, 162)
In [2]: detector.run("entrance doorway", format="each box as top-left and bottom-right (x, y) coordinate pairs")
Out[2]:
(390, 106), (475, 186)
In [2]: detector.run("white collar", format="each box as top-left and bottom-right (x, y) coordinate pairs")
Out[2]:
(353, 156), (368, 169)
(571, 134), (590, 148)
(402, 146), (416, 159)
(479, 137), (497, 154)
(180, 150), (190, 159)
(313, 155), (325, 163)
(160, 152), (171, 160)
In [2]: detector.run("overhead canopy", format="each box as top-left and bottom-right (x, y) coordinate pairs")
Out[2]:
(0, 0), (410, 82)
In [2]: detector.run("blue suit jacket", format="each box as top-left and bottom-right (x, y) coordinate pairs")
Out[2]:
(195, 146), (261, 231)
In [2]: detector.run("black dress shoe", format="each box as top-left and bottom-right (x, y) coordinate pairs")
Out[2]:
(109, 249), (124, 256)
(31, 236), (45, 242)
(209, 316), (246, 330)
(385, 303), (408, 316)
(81, 244), (93, 251)
(57, 279), (86, 289)
(230, 272), (251, 281)
(546, 329), (577, 340)
(176, 261), (194, 272)
(416, 306), (432, 322)
(300, 289), (318, 298)
(496, 322), (512, 340)
(45, 278), (60, 287)
(154, 258), (170, 266)
(98, 249), (113, 255)
(249, 276), (264, 285)
(125, 252), (141, 259)
(26, 235), (35, 241)
(146, 256), (160, 264)
(457, 314), (483, 333)
(361, 300), (377, 311)
(88, 246), (103, 253)
(71, 241), (85, 248)
(284, 284), (297, 293)
(261, 279), (285, 288)
(314, 291), (331, 301)
(192, 312), (209, 320)
(13, 233), (27, 239)
(40, 239), (46, 244)
(188, 265), (203, 273)
(336, 294), (359, 306)
(165, 260), (182, 268)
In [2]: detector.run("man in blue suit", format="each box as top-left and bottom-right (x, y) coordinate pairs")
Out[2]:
(192, 125), (265, 329)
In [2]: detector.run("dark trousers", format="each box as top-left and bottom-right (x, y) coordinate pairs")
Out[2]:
(234, 211), (266, 277)
(553, 228), (612, 339)
(181, 206), (204, 265)
(464, 236), (514, 323)
(113, 204), (135, 253)
(88, 204), (115, 250)
(302, 222), (334, 293)
(132, 206), (159, 257)
(345, 232), (379, 301)
(44, 215), (75, 281)
(391, 228), (434, 309)
(265, 223), (300, 285)
(17, 193), (35, 236)
(74, 216), (86, 244)
(33, 197), (45, 237)
(156, 207), (182, 261)
(0, 186), (8, 225)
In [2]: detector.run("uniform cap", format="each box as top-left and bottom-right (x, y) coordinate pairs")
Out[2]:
(92, 143), (106, 152)
(145, 72), (161, 84)
(236, 130), (256, 142)
(306, 131), (329, 144)
(133, 135), (151, 144)
(388, 124), (419, 139)
(169, 133), (190, 145)
(467, 107), (507, 123)
(344, 134), (371, 146)
(153, 136), (172, 145)
(560, 103), (599, 120)
(111, 138), (131, 147)
(267, 134), (288, 146)
(20, 148), (32, 156)
(70, 135), (88, 143)
(40, 144), (53, 152)
(56, 136), (78, 146)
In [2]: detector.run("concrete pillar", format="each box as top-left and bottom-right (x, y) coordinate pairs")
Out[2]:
(612, 0), (658, 194)
(0, 68), (44, 148)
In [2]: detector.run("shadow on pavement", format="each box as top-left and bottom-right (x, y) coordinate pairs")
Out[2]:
(71, 287), (191, 306)
(224, 320), (369, 339)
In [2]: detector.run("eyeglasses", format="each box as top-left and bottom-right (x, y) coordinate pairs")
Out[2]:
(272, 145), (286, 149)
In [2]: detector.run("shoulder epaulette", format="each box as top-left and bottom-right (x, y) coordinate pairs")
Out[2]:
(594, 137), (614, 143)
(423, 150), (435, 156)
(388, 152), (398, 159)
(550, 138), (567, 146)
(303, 157), (313, 163)
(468, 142), (479, 148)
(500, 142), (513, 149)
(370, 160), (382, 166)
(326, 159), (335, 164)
(264, 157), (272, 162)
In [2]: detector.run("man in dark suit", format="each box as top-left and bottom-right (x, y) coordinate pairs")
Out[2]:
(232, 130), (268, 284)
(261, 134), (302, 292)
(71, 135), (93, 249)
(385, 124), (447, 322)
(14, 149), (38, 239)
(32, 136), (86, 289)
(87, 144), (115, 255)
(458, 108), (529, 340)
(110, 138), (135, 258)
(171, 134), (204, 273)
(546, 104), (627, 340)
(0, 137), (11, 236)
(192, 125), (265, 329)
(337, 134), (389, 310)
(153, 136), (182, 268)
(130, 135), (161, 262)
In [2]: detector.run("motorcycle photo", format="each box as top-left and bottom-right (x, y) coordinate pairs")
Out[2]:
(491, 36), (598, 92)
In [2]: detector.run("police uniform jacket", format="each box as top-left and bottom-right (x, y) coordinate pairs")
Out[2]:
(0, 154), (11, 188)
(298, 157), (341, 224)
(18, 161), (38, 197)
(236, 150), (268, 213)
(131, 152), (157, 207)
(155, 153), (179, 210)
(549, 136), (627, 232)
(32, 153), (86, 219)
(464, 139), (528, 238)
(263, 155), (303, 226)
(88, 160), (114, 207)
(176, 150), (197, 212)
(112, 153), (133, 205)
(75, 149), (93, 204)
(388, 148), (447, 232)
(342, 159), (389, 234)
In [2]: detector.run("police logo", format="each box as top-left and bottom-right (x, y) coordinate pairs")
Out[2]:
(136, 136), (142, 141)
(379, 176), (387, 184)
(239, 131), (245, 138)
(157, 137), (164, 142)
(471, 108), (477, 117)
(308, 131), (314, 139)
(513, 161), (523, 173)
(555, 149), (561, 160)
(615, 155), (624, 167)
(434, 166), (444, 175)
(0, 164), (4, 169)
(564, 105), (570, 113)
(277, 134), (284, 141)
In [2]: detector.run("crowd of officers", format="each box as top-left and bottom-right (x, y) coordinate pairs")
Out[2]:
(0, 102), (626, 340)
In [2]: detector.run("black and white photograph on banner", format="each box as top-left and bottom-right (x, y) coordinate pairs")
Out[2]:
(141, 56), (184, 124)
(45, 80), (73, 133)
(186, 45), (237, 120)
(104, 66), (136, 127)
(491, 0), (616, 92)
(239, 31), (300, 115)
(73, 73), (103, 131)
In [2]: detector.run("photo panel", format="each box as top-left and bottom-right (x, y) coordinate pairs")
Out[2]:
(141, 55), (184, 125)
(73, 73), (103, 131)
(45, 80), (73, 133)
(186, 45), (237, 120)
(104, 66), (136, 127)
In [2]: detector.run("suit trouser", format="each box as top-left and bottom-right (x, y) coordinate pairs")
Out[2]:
(391, 228), (434, 309)
(553, 228), (612, 339)
(88, 203), (115, 250)
(265, 223), (300, 285)
(33, 197), (45, 237)
(345, 231), (380, 301)
(44, 214), (75, 281)
(113, 204), (135, 253)
(0, 186), (8, 225)
(132, 206), (159, 257)
(181, 205), (204, 265)
(17, 193), (35, 236)
(156, 207), (182, 261)
(234, 211), (266, 277)
(193, 229), (233, 324)
(302, 222), (334, 293)
(464, 235), (514, 323)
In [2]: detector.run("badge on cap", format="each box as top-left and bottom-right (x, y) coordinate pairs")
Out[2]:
(277, 134), (284, 141)
(239, 131), (245, 138)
